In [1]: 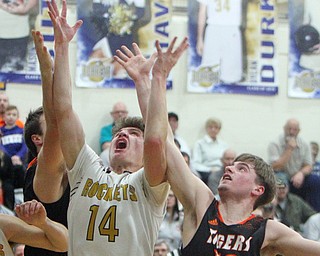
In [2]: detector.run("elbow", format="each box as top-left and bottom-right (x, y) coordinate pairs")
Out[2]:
(54, 234), (69, 252)
(144, 136), (165, 151)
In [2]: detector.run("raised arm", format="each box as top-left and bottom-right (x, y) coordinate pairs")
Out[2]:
(32, 30), (67, 203)
(144, 38), (189, 186)
(0, 200), (68, 252)
(47, 0), (84, 169)
(115, 38), (189, 186)
(263, 219), (320, 256)
(114, 43), (157, 120)
(153, 39), (214, 245)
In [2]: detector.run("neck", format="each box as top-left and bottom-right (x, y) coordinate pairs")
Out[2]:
(5, 124), (15, 129)
(219, 197), (254, 225)
(110, 163), (142, 174)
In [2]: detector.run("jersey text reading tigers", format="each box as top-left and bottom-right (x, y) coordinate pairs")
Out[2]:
(181, 199), (267, 256)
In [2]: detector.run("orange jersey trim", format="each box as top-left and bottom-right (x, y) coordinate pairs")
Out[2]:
(217, 201), (256, 225)
(27, 157), (38, 170)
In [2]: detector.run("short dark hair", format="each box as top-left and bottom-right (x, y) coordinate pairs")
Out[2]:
(112, 116), (145, 137)
(168, 112), (178, 121)
(24, 107), (44, 157)
(234, 153), (276, 210)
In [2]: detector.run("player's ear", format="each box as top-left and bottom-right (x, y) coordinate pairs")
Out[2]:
(252, 184), (265, 197)
(31, 134), (43, 146)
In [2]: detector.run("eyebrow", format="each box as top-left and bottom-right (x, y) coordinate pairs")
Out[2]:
(120, 127), (142, 134)
(235, 162), (253, 170)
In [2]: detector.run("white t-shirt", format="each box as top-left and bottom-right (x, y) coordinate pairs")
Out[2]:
(67, 144), (170, 256)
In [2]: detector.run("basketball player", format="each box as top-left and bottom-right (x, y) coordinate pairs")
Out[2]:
(115, 36), (320, 256)
(0, 199), (68, 255)
(23, 30), (70, 256)
(43, 0), (191, 254)
(197, 0), (247, 84)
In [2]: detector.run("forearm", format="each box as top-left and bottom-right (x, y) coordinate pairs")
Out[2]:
(41, 59), (57, 128)
(143, 69), (168, 185)
(134, 75), (151, 121)
(38, 217), (68, 252)
(271, 148), (293, 170)
(145, 75), (167, 141)
(53, 43), (72, 114)
(300, 164), (312, 176)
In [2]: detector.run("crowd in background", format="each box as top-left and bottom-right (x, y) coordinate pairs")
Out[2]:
(0, 94), (320, 255)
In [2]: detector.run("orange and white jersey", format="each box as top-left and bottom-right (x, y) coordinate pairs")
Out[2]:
(0, 229), (14, 256)
(198, 0), (243, 26)
(67, 144), (170, 256)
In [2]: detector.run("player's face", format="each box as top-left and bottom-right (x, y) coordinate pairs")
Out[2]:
(109, 127), (144, 170)
(218, 161), (260, 196)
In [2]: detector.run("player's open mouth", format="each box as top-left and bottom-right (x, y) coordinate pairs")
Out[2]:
(116, 139), (127, 149)
(222, 174), (232, 181)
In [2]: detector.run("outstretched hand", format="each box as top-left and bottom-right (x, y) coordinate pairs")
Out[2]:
(114, 43), (157, 82)
(152, 37), (189, 79)
(47, 0), (83, 44)
(15, 200), (47, 228)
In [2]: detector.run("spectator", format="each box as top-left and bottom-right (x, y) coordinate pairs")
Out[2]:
(13, 244), (25, 256)
(303, 212), (320, 241)
(168, 112), (191, 156)
(0, 92), (23, 128)
(100, 101), (128, 151)
(0, 105), (26, 204)
(268, 118), (312, 198)
(192, 117), (228, 184)
(153, 239), (170, 256)
(0, 105), (27, 166)
(311, 141), (320, 174)
(274, 177), (316, 233)
(99, 101), (128, 166)
(181, 151), (190, 166)
(207, 148), (236, 196)
(158, 190), (183, 251)
(304, 141), (320, 211)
